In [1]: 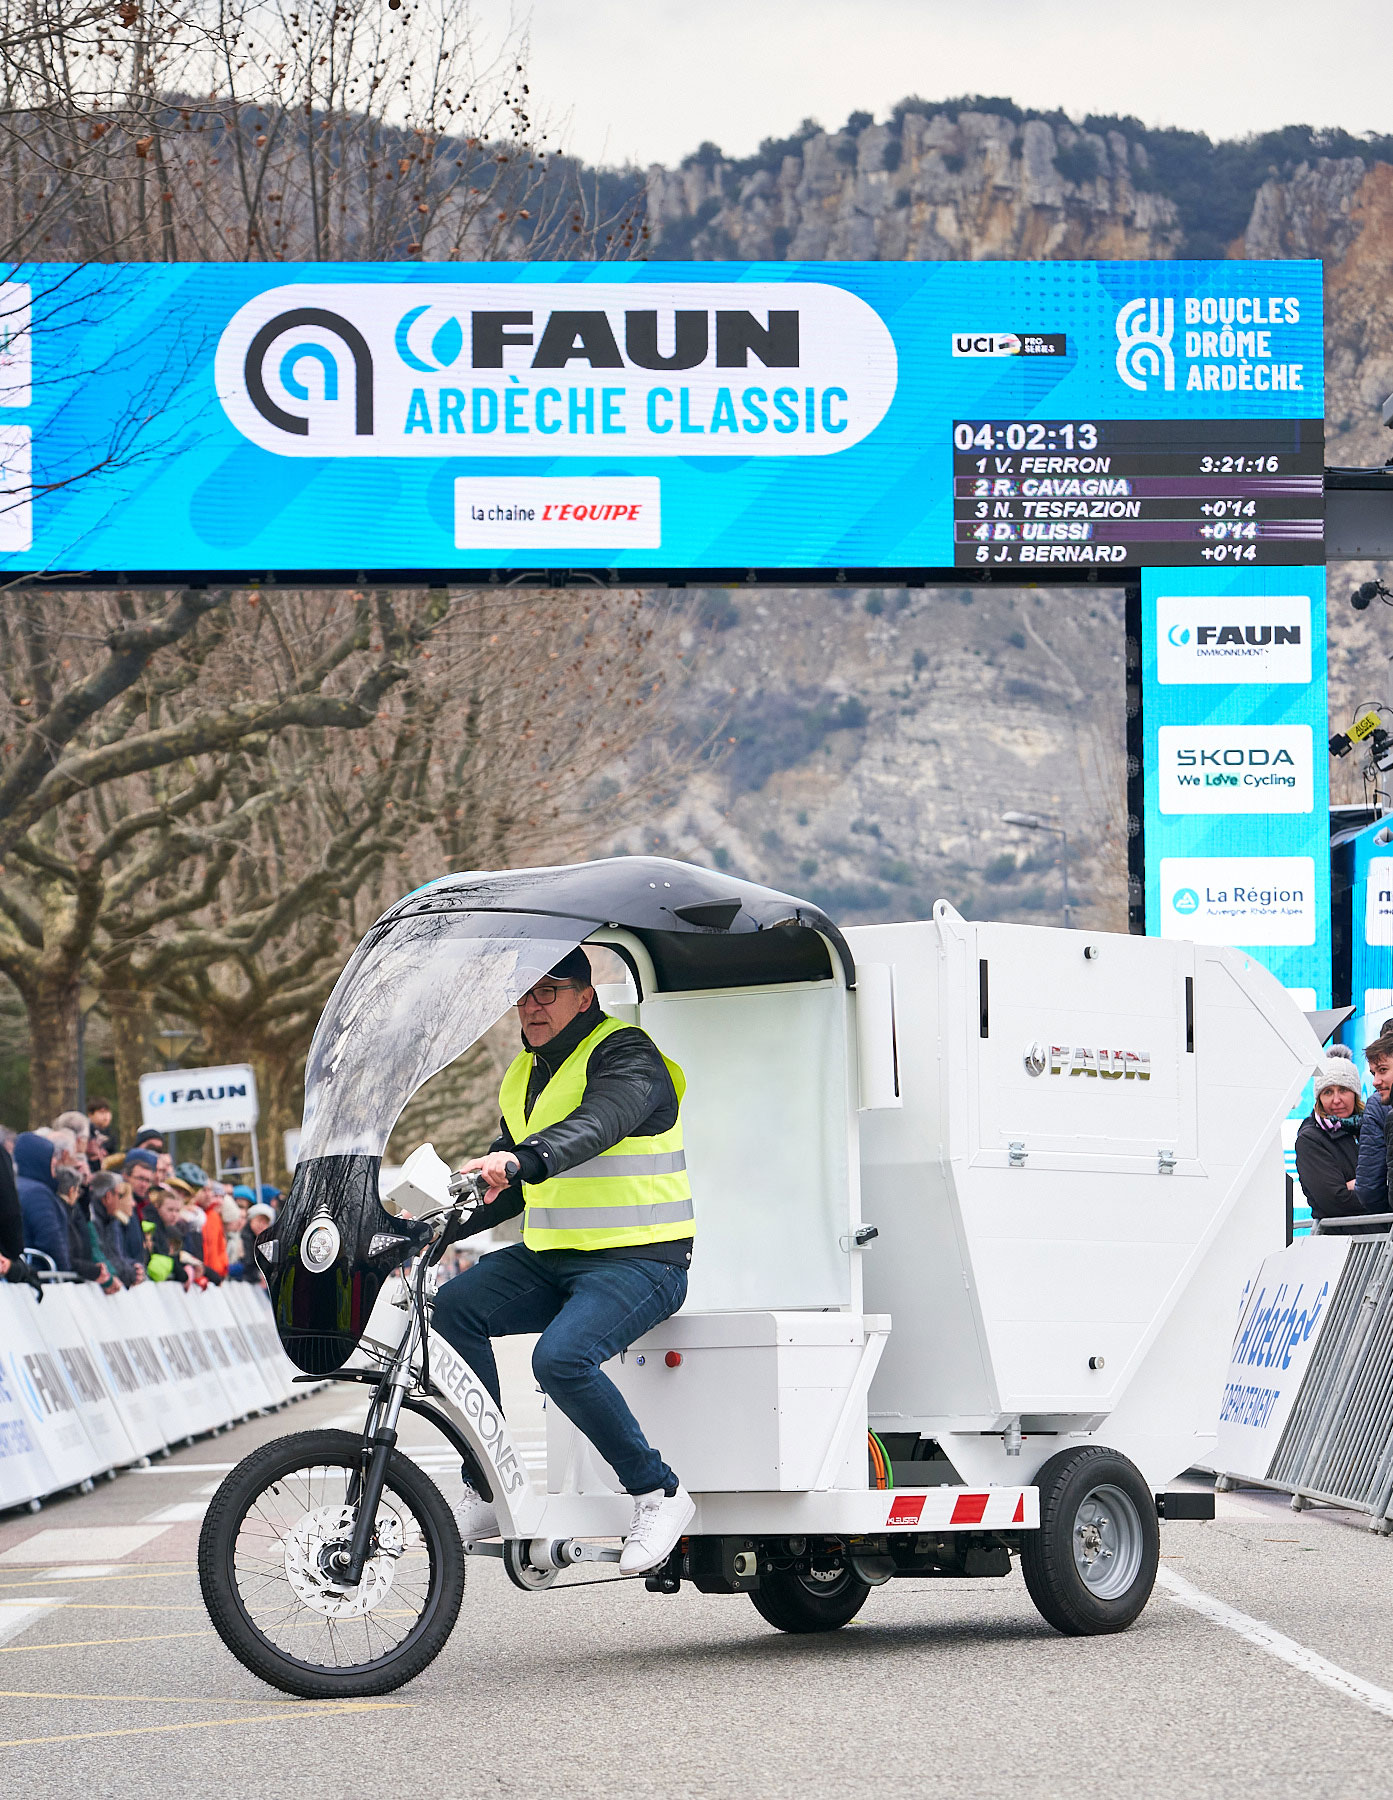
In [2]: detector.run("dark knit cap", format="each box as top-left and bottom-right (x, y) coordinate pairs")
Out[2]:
(547, 946), (594, 986)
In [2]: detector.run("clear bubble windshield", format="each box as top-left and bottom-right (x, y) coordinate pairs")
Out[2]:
(298, 908), (584, 1159)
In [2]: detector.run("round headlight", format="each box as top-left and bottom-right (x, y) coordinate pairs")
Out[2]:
(301, 1216), (341, 1274)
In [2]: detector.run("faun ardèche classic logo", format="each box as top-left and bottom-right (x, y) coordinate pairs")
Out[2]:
(218, 282), (898, 458)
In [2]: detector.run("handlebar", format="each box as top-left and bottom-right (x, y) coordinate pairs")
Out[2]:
(447, 1160), (519, 1207)
(370, 1159), (519, 1270)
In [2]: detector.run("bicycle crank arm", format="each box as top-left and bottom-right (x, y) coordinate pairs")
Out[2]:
(462, 1538), (624, 1568)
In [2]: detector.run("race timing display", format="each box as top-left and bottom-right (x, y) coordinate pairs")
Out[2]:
(0, 258), (1323, 576)
(952, 418), (1323, 568)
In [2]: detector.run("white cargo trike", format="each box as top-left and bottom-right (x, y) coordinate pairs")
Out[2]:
(198, 858), (1321, 1697)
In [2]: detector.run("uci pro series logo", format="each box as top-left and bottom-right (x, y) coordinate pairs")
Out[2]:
(215, 282), (898, 458)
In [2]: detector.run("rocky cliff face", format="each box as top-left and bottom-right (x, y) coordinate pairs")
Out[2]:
(613, 584), (1129, 934)
(622, 109), (1393, 930)
(646, 106), (1393, 461)
(1245, 158), (1393, 463)
(646, 111), (1181, 263)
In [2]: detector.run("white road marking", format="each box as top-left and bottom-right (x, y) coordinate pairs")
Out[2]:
(1158, 1568), (1393, 1720)
(39, 1566), (115, 1581)
(130, 1463), (234, 1475)
(141, 1503), (207, 1524)
(0, 1527), (172, 1564)
(0, 1598), (68, 1647)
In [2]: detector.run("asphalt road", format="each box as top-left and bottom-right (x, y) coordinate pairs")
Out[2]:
(1, 1341), (1391, 1800)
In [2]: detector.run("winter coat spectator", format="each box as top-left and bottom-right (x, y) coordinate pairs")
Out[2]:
(44, 1126), (89, 1203)
(85, 1100), (116, 1171)
(179, 1165), (228, 1280)
(167, 1176), (206, 1261)
(230, 1200), (274, 1281)
(220, 1195), (246, 1270)
(14, 1131), (70, 1272)
(88, 1174), (146, 1287)
(1357, 1035), (1393, 1214)
(145, 1188), (205, 1285)
(51, 1112), (92, 1175)
(0, 1138), (21, 1279)
(122, 1149), (157, 1213)
(55, 1167), (116, 1289)
(1356, 1092), (1388, 1213)
(1296, 1052), (1372, 1227)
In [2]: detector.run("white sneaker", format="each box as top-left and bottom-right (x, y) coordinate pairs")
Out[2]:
(452, 1481), (499, 1544)
(619, 1486), (695, 1576)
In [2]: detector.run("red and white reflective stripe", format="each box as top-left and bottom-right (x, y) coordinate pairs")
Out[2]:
(883, 1487), (1039, 1531)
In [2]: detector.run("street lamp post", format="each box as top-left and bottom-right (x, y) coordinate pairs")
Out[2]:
(1001, 811), (1071, 928)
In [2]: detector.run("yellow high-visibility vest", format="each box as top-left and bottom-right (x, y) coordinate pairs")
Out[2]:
(499, 1016), (693, 1253)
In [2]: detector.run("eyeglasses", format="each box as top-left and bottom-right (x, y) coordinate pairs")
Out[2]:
(519, 981), (579, 1007)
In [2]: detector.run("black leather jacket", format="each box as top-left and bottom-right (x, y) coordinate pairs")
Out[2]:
(459, 999), (689, 1264)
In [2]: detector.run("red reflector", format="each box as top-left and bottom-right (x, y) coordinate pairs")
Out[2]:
(664, 1351), (682, 1368)
(887, 1493), (926, 1527)
(1012, 1494), (1025, 1524)
(950, 1492), (990, 1525)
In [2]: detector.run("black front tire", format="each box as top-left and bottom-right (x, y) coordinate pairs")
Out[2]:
(1021, 1445), (1159, 1636)
(199, 1428), (464, 1698)
(750, 1562), (871, 1633)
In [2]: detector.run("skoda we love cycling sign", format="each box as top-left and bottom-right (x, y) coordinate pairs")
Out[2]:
(0, 259), (1322, 577)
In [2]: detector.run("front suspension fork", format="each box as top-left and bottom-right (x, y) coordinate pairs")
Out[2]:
(334, 1358), (411, 1586)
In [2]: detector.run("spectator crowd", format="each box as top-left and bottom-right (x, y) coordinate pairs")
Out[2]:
(0, 1096), (281, 1297)
(1295, 1022), (1393, 1230)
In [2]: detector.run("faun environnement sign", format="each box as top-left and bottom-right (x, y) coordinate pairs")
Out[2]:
(0, 259), (1323, 578)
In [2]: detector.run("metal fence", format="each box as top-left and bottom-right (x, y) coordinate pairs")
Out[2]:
(1264, 1225), (1393, 1530)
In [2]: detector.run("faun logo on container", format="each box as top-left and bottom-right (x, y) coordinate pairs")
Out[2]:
(1023, 1042), (1151, 1079)
(215, 282), (898, 458)
(1155, 594), (1311, 685)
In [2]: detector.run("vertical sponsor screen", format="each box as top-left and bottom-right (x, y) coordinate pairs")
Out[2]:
(1348, 816), (1393, 1062)
(1142, 564), (1330, 1004)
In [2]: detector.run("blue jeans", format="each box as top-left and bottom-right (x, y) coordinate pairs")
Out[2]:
(432, 1244), (688, 1495)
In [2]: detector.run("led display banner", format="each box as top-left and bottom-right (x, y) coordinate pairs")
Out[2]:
(1346, 816), (1393, 1059)
(0, 258), (1323, 577)
(1141, 564), (1331, 1004)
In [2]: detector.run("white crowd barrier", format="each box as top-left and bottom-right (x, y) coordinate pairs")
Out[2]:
(0, 1278), (310, 1513)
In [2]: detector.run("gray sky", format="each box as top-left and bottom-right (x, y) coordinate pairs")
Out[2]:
(522, 0), (1388, 169)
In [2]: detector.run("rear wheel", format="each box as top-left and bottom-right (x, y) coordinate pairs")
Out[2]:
(1021, 1446), (1159, 1636)
(750, 1558), (871, 1633)
(199, 1429), (464, 1698)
